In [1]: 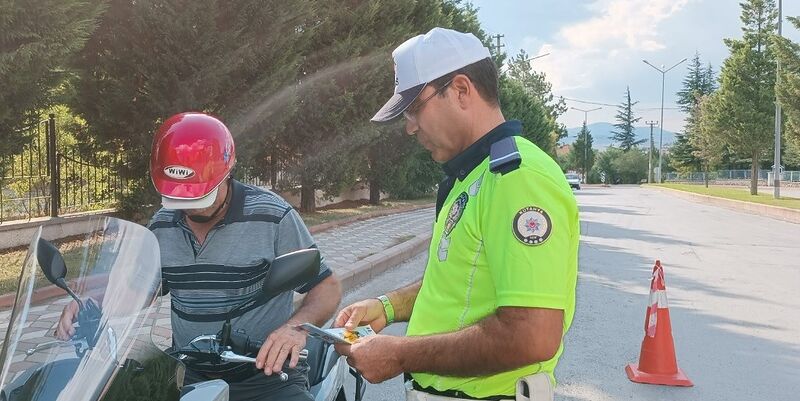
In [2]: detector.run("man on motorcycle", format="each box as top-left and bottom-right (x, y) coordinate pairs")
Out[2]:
(57, 112), (342, 401)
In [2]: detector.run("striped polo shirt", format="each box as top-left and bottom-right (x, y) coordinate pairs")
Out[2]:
(148, 180), (331, 374)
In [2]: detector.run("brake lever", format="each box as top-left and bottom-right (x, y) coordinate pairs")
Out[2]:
(219, 349), (308, 382)
(219, 351), (291, 381)
(25, 338), (89, 357)
(26, 340), (68, 356)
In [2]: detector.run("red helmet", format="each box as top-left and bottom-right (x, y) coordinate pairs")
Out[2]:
(150, 112), (236, 209)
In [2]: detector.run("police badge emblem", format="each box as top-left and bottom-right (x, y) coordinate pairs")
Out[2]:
(513, 206), (552, 245)
(444, 192), (468, 237)
(438, 192), (468, 261)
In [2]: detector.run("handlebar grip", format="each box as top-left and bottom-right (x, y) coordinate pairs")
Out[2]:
(227, 332), (263, 355)
(247, 339), (264, 355)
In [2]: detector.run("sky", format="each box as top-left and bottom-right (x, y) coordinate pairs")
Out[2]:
(469, 0), (800, 136)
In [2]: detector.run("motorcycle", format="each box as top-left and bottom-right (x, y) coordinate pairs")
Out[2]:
(0, 217), (365, 401)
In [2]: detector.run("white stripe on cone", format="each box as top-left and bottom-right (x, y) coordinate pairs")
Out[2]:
(646, 290), (669, 337)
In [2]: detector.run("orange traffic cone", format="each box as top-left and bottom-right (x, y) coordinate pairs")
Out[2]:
(625, 260), (693, 386)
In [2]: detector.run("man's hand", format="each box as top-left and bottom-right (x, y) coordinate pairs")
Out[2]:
(336, 334), (404, 384)
(333, 299), (387, 333)
(255, 323), (307, 375)
(55, 300), (80, 340)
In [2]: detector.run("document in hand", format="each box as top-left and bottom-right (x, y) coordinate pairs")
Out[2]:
(299, 323), (376, 344)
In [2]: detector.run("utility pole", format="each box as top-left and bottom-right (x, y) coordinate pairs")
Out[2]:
(491, 33), (505, 56)
(774, 0), (783, 199)
(646, 121), (659, 183)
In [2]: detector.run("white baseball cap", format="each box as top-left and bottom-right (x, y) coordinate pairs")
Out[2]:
(371, 27), (491, 123)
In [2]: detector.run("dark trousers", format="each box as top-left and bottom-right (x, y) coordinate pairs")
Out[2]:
(183, 362), (313, 401)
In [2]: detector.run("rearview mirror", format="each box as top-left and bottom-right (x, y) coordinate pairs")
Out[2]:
(259, 249), (321, 302)
(36, 238), (68, 290)
(36, 238), (82, 307)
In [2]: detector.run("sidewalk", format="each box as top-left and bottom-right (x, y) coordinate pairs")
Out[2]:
(0, 207), (435, 373)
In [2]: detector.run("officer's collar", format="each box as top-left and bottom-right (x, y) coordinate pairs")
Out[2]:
(442, 120), (522, 181)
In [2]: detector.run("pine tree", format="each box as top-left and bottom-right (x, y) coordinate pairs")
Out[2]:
(70, 0), (314, 217)
(569, 122), (594, 181)
(0, 0), (103, 159)
(506, 49), (568, 143)
(279, 0), (461, 211)
(677, 52), (716, 113)
(499, 77), (558, 156)
(774, 16), (800, 155)
(702, 0), (778, 195)
(692, 95), (727, 187)
(672, 52), (718, 173)
(610, 87), (644, 151)
(669, 133), (702, 173)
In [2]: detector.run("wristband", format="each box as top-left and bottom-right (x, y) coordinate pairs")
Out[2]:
(377, 295), (395, 325)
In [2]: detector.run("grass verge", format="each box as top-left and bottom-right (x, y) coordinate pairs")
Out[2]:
(654, 184), (800, 210)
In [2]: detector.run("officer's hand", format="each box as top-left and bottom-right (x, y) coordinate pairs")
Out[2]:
(338, 334), (404, 384)
(55, 300), (80, 340)
(333, 299), (387, 333)
(255, 323), (307, 375)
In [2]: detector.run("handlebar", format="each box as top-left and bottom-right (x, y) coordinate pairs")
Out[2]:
(178, 333), (308, 382)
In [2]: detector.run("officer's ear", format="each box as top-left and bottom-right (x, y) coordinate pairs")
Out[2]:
(450, 74), (472, 109)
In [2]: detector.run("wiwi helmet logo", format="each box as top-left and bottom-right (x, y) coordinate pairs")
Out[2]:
(164, 166), (195, 179)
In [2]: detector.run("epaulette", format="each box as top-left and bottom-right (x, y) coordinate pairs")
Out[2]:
(489, 137), (521, 175)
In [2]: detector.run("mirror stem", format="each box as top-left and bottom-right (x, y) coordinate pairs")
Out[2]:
(57, 278), (84, 310)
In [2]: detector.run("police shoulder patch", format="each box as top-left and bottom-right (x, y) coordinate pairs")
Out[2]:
(513, 206), (552, 246)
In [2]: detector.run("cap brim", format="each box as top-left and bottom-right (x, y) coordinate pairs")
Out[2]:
(161, 187), (218, 210)
(371, 83), (426, 123)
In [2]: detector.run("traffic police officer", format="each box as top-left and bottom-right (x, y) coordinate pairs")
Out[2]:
(334, 28), (579, 401)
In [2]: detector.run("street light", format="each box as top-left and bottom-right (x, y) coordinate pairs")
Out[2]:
(571, 107), (601, 184)
(643, 57), (687, 183)
(500, 52), (551, 74)
(774, 0), (783, 199)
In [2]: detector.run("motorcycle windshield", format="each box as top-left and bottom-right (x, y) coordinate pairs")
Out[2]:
(0, 217), (182, 401)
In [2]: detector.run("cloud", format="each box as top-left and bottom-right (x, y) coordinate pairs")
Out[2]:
(528, 0), (693, 95)
(563, 0), (690, 50)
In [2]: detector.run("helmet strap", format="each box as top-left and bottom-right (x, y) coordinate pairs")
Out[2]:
(187, 179), (232, 224)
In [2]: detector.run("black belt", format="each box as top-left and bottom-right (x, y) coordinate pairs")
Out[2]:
(407, 376), (513, 401)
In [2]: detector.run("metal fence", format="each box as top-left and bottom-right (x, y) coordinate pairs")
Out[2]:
(664, 169), (800, 183)
(0, 115), (128, 224)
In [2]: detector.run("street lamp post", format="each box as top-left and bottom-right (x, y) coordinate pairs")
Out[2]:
(643, 58), (687, 183)
(774, 0), (783, 199)
(571, 107), (601, 184)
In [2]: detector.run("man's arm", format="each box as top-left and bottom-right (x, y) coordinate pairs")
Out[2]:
(334, 279), (422, 332)
(288, 274), (341, 326)
(341, 306), (563, 383)
(398, 306), (563, 376)
(385, 279), (421, 322)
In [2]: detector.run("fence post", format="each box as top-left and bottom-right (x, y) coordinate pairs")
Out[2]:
(47, 114), (59, 217)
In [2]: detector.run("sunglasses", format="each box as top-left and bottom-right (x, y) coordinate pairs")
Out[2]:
(403, 79), (454, 123)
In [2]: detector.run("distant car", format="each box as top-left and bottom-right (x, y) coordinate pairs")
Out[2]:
(565, 173), (581, 190)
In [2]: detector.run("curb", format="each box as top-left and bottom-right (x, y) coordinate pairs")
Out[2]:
(308, 203), (434, 234)
(293, 232), (431, 309)
(1, 207), (434, 309)
(648, 186), (800, 224)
